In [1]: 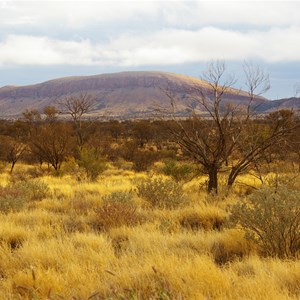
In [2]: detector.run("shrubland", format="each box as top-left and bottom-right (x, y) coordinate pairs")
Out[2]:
(0, 159), (298, 299)
(0, 92), (298, 298)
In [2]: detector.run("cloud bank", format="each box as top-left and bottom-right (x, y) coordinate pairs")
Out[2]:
(1, 26), (300, 66)
(0, 1), (299, 99)
(1, 1), (299, 28)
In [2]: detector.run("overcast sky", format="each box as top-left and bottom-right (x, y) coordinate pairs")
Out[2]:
(0, 0), (299, 99)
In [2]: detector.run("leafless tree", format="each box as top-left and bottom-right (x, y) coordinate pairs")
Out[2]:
(165, 60), (238, 192)
(244, 61), (270, 101)
(226, 62), (271, 186)
(58, 93), (96, 148)
(164, 60), (296, 193)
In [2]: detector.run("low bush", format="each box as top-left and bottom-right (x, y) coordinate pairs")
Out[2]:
(0, 186), (26, 212)
(0, 179), (50, 212)
(136, 176), (187, 209)
(160, 160), (196, 182)
(14, 179), (50, 201)
(229, 187), (300, 258)
(91, 202), (140, 231)
(78, 147), (107, 181)
(102, 191), (134, 204)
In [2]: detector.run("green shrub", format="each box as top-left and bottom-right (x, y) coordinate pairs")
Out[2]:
(78, 147), (106, 181)
(160, 160), (196, 182)
(229, 187), (300, 258)
(102, 191), (134, 204)
(0, 179), (49, 212)
(0, 186), (26, 212)
(62, 156), (81, 175)
(136, 176), (187, 209)
(14, 179), (50, 201)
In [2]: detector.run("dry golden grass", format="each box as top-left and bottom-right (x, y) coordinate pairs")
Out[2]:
(0, 163), (298, 299)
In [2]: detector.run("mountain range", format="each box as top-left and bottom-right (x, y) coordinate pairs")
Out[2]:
(0, 71), (299, 119)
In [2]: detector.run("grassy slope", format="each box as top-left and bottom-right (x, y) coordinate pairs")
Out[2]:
(0, 165), (299, 299)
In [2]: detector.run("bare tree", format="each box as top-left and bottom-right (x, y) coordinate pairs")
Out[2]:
(244, 61), (270, 102)
(164, 60), (296, 193)
(226, 62), (271, 186)
(58, 93), (96, 148)
(165, 60), (238, 193)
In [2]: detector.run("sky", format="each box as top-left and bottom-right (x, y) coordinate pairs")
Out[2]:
(0, 0), (300, 99)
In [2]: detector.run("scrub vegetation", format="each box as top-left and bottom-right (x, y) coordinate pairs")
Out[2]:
(0, 62), (299, 299)
(0, 162), (298, 299)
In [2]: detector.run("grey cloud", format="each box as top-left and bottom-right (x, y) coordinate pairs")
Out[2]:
(1, 26), (300, 67)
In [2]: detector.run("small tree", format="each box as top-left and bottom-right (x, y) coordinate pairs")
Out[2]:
(0, 136), (27, 173)
(58, 93), (96, 148)
(43, 105), (59, 123)
(29, 123), (73, 172)
(131, 121), (154, 148)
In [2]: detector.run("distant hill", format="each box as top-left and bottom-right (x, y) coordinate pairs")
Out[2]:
(256, 97), (300, 113)
(0, 71), (298, 119)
